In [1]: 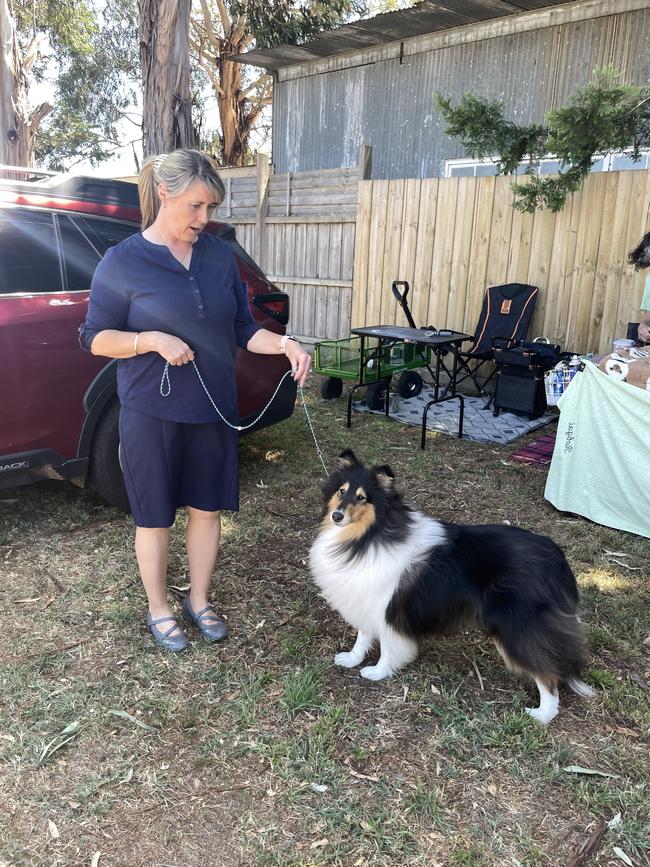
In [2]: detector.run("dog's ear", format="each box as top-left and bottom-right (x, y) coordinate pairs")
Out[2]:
(372, 464), (394, 490)
(335, 449), (358, 471)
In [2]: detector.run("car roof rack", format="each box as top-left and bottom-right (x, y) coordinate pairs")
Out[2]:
(0, 164), (237, 239)
(0, 164), (60, 180)
(0, 164), (141, 209)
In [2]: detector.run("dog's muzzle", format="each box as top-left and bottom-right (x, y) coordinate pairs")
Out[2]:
(331, 510), (345, 524)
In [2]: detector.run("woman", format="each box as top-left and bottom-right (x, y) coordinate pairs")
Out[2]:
(628, 232), (650, 343)
(80, 149), (311, 652)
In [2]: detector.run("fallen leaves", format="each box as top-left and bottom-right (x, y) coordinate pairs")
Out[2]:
(107, 709), (156, 732)
(562, 765), (618, 779)
(39, 720), (84, 766)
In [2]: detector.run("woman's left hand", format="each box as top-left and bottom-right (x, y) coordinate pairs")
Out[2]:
(285, 340), (312, 387)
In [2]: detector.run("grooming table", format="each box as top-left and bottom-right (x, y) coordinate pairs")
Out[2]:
(349, 325), (471, 447)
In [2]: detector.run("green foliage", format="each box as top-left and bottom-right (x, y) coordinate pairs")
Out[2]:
(437, 67), (650, 212)
(436, 93), (547, 175)
(230, 0), (367, 49)
(13, 0), (141, 169)
(14, 0), (96, 62)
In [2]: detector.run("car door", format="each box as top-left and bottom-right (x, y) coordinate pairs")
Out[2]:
(0, 207), (104, 461)
(0, 208), (135, 464)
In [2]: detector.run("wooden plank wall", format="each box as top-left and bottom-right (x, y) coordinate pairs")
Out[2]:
(352, 171), (650, 355)
(219, 164), (359, 341)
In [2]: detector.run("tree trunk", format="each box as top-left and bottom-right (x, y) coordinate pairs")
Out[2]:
(0, 0), (52, 168)
(218, 55), (245, 166)
(191, 7), (271, 167)
(140, 0), (196, 157)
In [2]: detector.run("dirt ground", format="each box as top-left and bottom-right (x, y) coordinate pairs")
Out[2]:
(1, 379), (649, 867)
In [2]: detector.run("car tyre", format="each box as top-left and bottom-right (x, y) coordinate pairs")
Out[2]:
(366, 378), (391, 411)
(89, 400), (131, 511)
(397, 370), (423, 399)
(320, 376), (343, 399)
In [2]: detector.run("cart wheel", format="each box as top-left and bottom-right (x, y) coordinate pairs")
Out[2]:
(320, 376), (343, 400)
(397, 371), (423, 399)
(366, 378), (391, 411)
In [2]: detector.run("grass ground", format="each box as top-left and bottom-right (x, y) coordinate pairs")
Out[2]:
(1, 378), (649, 867)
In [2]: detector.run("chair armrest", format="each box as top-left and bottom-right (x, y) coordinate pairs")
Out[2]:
(491, 336), (516, 351)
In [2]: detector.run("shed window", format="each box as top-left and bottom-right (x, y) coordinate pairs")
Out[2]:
(444, 150), (650, 178)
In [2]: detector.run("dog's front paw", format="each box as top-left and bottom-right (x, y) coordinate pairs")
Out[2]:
(335, 651), (363, 668)
(360, 664), (391, 681)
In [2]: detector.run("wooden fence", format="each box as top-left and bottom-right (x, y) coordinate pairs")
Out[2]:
(351, 171), (650, 356)
(220, 153), (368, 342)
(221, 158), (649, 354)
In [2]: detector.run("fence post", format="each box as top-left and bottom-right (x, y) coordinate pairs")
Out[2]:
(359, 144), (373, 180)
(255, 152), (270, 268)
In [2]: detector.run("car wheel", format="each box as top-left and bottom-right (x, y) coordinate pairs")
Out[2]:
(89, 400), (131, 511)
(366, 378), (391, 411)
(320, 376), (343, 399)
(397, 371), (423, 399)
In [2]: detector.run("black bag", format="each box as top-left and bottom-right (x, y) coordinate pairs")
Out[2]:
(493, 340), (561, 371)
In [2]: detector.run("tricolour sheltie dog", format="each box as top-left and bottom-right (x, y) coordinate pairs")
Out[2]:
(309, 450), (594, 725)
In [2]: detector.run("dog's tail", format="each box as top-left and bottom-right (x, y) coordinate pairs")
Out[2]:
(566, 677), (596, 699)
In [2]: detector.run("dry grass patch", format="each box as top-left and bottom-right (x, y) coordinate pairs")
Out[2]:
(1, 378), (649, 866)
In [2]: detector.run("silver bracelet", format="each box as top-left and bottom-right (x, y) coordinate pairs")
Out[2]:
(280, 334), (296, 354)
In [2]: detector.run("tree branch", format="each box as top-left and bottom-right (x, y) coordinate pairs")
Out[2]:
(27, 102), (53, 136)
(240, 73), (272, 99)
(194, 52), (225, 99)
(215, 0), (232, 36)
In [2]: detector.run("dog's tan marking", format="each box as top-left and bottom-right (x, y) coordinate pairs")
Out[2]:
(336, 502), (376, 542)
(373, 468), (394, 491)
(323, 492), (340, 528)
(355, 486), (367, 501)
(493, 639), (557, 692)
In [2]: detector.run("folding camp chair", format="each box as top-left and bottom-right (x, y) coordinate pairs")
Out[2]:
(627, 321), (644, 345)
(455, 283), (539, 396)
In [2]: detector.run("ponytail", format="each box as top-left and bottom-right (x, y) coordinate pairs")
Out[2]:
(138, 157), (160, 230)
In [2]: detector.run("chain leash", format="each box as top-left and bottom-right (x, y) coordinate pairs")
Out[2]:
(160, 361), (328, 474)
(298, 384), (329, 475)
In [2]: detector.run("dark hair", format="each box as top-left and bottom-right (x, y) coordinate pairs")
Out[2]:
(138, 148), (225, 230)
(628, 232), (650, 270)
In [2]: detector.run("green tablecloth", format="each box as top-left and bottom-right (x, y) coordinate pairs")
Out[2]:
(545, 360), (650, 538)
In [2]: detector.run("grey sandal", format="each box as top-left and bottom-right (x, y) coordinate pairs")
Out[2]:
(146, 612), (188, 652)
(182, 597), (228, 642)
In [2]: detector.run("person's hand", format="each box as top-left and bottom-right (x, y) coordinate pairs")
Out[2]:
(638, 321), (650, 344)
(285, 340), (311, 387)
(147, 331), (195, 365)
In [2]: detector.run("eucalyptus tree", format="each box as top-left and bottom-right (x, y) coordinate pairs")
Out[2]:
(0, 0), (95, 166)
(191, 0), (366, 166)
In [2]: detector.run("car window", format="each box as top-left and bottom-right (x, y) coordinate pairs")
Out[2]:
(59, 215), (138, 290)
(57, 215), (102, 291)
(0, 209), (63, 294)
(70, 215), (138, 254)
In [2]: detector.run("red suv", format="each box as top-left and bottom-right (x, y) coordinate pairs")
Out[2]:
(0, 169), (295, 509)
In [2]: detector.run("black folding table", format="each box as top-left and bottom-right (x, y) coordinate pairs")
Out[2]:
(349, 325), (471, 448)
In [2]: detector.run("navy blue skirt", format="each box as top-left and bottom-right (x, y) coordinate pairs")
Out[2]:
(119, 406), (239, 528)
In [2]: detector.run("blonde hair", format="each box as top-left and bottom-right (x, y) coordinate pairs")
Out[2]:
(138, 148), (226, 230)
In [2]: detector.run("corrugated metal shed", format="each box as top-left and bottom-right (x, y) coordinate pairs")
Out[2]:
(230, 0), (572, 70)
(230, 0), (650, 179)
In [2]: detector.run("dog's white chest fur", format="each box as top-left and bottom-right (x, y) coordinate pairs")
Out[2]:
(309, 512), (445, 636)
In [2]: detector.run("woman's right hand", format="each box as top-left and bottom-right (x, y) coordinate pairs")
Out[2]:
(144, 331), (195, 365)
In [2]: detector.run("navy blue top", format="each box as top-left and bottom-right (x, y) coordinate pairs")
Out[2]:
(79, 232), (262, 424)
